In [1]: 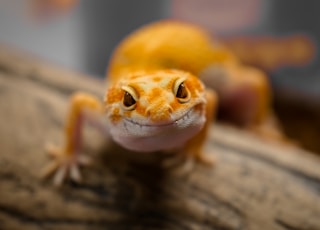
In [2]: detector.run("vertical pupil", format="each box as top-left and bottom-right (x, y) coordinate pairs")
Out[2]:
(124, 92), (136, 107)
(176, 83), (188, 98)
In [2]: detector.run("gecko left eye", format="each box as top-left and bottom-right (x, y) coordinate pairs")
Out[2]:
(176, 83), (188, 98)
(174, 80), (190, 103)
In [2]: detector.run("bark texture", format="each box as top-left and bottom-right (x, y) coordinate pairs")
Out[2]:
(0, 46), (320, 230)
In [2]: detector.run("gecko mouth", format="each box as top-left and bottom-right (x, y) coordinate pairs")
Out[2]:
(110, 103), (206, 151)
(123, 103), (204, 128)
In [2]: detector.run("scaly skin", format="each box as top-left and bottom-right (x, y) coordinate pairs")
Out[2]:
(44, 20), (282, 185)
(108, 20), (237, 81)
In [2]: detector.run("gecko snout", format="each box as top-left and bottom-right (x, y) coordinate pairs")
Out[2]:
(146, 104), (173, 122)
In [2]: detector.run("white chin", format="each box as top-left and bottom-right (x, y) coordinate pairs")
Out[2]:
(109, 109), (206, 152)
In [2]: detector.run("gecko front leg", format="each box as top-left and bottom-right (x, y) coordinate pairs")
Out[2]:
(183, 89), (218, 163)
(42, 92), (104, 186)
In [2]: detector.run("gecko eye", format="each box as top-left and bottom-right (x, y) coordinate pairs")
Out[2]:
(176, 83), (188, 98)
(174, 80), (190, 103)
(123, 91), (136, 109)
(121, 85), (138, 110)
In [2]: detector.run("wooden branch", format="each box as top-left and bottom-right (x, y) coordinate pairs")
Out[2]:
(0, 46), (320, 230)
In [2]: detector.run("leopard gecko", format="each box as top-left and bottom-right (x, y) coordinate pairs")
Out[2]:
(43, 20), (282, 185)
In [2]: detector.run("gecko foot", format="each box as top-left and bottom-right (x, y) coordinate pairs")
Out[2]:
(162, 151), (215, 175)
(162, 153), (195, 173)
(41, 143), (92, 186)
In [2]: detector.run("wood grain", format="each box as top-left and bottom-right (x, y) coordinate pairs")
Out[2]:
(0, 46), (319, 230)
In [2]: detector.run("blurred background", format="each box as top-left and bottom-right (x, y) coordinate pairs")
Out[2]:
(1, 0), (319, 152)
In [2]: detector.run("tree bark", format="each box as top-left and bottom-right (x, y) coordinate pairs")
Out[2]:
(0, 46), (319, 230)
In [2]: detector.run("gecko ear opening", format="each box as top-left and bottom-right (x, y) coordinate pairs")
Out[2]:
(173, 79), (191, 103)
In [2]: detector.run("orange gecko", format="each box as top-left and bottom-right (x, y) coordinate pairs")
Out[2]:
(44, 20), (282, 185)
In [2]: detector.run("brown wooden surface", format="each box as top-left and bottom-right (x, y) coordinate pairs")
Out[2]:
(0, 46), (320, 230)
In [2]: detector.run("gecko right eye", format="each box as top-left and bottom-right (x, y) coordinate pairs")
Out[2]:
(121, 86), (138, 110)
(123, 91), (136, 108)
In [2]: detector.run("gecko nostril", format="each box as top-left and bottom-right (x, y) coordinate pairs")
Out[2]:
(161, 105), (173, 116)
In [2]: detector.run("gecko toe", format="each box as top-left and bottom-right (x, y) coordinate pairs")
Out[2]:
(42, 143), (90, 186)
(70, 164), (82, 183)
(53, 165), (67, 186)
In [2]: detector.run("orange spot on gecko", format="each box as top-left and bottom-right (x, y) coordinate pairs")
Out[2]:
(185, 76), (203, 97)
(105, 87), (123, 104)
(152, 76), (162, 82)
(109, 107), (121, 123)
(147, 87), (162, 102)
(113, 107), (120, 115)
(135, 103), (147, 116)
(124, 111), (132, 118)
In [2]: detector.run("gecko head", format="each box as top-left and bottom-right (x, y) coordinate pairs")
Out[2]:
(104, 69), (207, 152)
